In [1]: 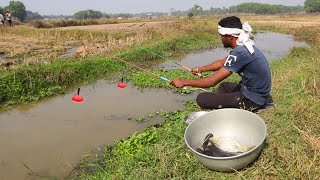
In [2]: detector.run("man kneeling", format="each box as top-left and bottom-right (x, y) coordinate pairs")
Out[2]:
(171, 16), (271, 112)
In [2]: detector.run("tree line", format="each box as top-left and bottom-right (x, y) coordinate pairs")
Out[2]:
(228, 3), (304, 14)
(1, 0), (320, 23)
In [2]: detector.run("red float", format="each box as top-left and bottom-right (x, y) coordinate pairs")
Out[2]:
(118, 78), (126, 89)
(72, 88), (84, 102)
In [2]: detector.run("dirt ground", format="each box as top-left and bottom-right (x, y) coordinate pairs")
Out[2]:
(58, 21), (175, 32)
(252, 20), (320, 27)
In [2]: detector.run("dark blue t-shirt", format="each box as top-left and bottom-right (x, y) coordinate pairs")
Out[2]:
(222, 45), (271, 105)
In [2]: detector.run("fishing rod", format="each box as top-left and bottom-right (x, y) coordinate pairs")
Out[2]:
(142, 48), (202, 76)
(107, 54), (170, 82)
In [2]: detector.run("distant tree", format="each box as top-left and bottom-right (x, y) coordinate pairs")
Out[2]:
(189, 4), (203, 16)
(229, 3), (303, 14)
(171, 10), (186, 16)
(116, 13), (132, 18)
(204, 7), (225, 15)
(103, 13), (110, 18)
(169, 8), (175, 16)
(74, 9), (103, 19)
(25, 10), (43, 22)
(0, 6), (4, 14)
(279, 5), (304, 13)
(187, 12), (194, 19)
(43, 14), (73, 20)
(4, 1), (27, 22)
(229, 3), (277, 14)
(305, 0), (320, 12)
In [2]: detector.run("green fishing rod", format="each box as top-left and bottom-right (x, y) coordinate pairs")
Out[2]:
(142, 48), (202, 76)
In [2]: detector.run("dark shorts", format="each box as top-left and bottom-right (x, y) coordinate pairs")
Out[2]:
(196, 82), (264, 112)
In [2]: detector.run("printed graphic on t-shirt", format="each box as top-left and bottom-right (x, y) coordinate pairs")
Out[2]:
(224, 55), (237, 67)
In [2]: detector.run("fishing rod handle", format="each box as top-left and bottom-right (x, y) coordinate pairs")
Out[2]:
(183, 66), (201, 76)
(160, 77), (170, 82)
(182, 66), (191, 71)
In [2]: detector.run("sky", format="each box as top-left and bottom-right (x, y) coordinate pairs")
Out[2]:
(0, 0), (305, 15)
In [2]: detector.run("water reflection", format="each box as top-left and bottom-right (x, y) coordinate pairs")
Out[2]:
(255, 31), (308, 60)
(59, 47), (79, 58)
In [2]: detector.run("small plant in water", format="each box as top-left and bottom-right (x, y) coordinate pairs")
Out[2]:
(135, 116), (146, 122)
(148, 113), (155, 118)
(159, 110), (170, 118)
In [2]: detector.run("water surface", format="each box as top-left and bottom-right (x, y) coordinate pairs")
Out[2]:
(157, 32), (308, 69)
(0, 81), (195, 179)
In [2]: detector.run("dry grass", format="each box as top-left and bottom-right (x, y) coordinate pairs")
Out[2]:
(252, 20), (320, 28)
(0, 18), (214, 66)
(58, 21), (175, 32)
(294, 125), (320, 150)
(2, 13), (320, 67)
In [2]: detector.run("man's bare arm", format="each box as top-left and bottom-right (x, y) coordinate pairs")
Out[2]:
(171, 68), (232, 88)
(192, 57), (227, 74)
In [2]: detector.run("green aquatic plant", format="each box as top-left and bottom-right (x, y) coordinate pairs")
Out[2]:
(112, 127), (160, 157)
(148, 113), (155, 118)
(159, 110), (170, 118)
(135, 116), (146, 122)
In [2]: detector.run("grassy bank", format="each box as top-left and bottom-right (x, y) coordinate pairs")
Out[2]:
(0, 26), (218, 109)
(76, 25), (320, 178)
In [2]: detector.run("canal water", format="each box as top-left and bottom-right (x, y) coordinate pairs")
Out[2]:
(0, 32), (308, 179)
(156, 32), (308, 69)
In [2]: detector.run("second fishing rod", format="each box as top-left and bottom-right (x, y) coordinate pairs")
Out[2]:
(107, 53), (208, 92)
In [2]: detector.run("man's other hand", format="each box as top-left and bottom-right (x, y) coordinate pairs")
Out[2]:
(191, 68), (201, 75)
(170, 78), (185, 88)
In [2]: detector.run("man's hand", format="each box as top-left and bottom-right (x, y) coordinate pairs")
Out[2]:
(191, 67), (201, 75)
(170, 78), (185, 88)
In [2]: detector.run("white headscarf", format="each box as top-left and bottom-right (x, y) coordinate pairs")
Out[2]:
(218, 22), (255, 54)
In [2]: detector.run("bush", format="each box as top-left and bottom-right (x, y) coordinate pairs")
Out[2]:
(29, 20), (52, 28)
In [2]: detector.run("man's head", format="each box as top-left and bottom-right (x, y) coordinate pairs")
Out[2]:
(218, 16), (242, 29)
(218, 16), (242, 48)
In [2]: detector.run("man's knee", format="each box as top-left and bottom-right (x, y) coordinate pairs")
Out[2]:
(196, 93), (207, 108)
(217, 82), (228, 93)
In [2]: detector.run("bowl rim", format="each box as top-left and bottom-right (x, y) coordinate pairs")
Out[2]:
(184, 108), (267, 160)
(183, 111), (209, 124)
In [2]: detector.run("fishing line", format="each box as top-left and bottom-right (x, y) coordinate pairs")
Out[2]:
(141, 48), (202, 76)
(107, 54), (170, 82)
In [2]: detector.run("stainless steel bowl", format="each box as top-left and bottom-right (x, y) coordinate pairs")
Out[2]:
(183, 111), (208, 125)
(184, 108), (267, 172)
